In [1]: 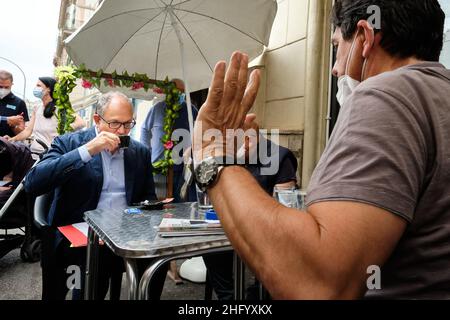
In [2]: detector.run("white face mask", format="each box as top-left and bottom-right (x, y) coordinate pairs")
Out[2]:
(336, 30), (371, 106)
(0, 88), (11, 99)
(336, 75), (360, 107)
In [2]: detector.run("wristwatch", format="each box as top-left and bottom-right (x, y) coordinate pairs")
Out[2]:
(194, 156), (236, 192)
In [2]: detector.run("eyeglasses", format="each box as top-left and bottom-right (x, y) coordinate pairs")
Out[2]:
(98, 114), (136, 130)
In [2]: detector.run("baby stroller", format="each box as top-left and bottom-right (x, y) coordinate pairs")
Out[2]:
(0, 137), (48, 262)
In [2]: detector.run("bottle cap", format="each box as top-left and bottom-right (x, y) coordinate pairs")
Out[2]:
(205, 209), (218, 220)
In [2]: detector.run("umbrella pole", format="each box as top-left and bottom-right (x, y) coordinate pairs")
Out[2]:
(169, 10), (196, 204)
(169, 10), (195, 137)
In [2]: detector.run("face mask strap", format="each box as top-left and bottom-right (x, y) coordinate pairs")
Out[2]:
(344, 30), (361, 77)
(361, 28), (375, 82)
(345, 26), (376, 82)
(42, 87), (49, 98)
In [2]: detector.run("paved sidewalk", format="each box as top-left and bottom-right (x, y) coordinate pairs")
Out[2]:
(0, 248), (207, 300)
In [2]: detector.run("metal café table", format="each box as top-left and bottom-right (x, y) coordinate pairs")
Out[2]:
(83, 202), (246, 300)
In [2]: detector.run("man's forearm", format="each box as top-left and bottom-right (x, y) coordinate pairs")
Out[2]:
(208, 166), (339, 299)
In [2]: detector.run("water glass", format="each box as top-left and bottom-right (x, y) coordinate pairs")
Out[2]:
(196, 185), (213, 210)
(273, 187), (306, 209)
(296, 190), (307, 210)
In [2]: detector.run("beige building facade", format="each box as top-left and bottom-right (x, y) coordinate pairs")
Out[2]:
(55, 0), (103, 124)
(56, 0), (101, 67)
(253, 0), (334, 188)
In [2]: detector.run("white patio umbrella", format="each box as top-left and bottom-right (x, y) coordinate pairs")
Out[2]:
(65, 0), (277, 134)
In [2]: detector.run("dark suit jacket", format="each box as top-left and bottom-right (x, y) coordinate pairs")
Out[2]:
(24, 127), (157, 227)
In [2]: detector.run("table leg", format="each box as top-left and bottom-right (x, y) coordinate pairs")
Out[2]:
(84, 227), (99, 300)
(138, 257), (171, 300)
(124, 259), (139, 300)
(233, 252), (245, 300)
(259, 282), (264, 300)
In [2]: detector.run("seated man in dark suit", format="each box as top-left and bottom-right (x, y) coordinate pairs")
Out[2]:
(25, 91), (167, 300)
(203, 123), (298, 300)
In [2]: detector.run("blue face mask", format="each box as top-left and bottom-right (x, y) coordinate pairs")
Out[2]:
(33, 87), (44, 99)
(179, 93), (186, 104)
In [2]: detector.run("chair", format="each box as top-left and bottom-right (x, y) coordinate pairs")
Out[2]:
(34, 193), (123, 300)
(33, 192), (56, 299)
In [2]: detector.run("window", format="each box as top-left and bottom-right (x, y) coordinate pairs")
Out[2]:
(439, 0), (450, 67)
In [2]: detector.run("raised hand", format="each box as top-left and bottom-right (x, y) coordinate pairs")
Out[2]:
(85, 131), (121, 156)
(193, 51), (261, 164)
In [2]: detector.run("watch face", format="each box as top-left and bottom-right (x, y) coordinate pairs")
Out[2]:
(195, 157), (218, 185)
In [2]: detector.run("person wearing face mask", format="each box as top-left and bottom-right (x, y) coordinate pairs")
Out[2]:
(0, 70), (29, 138)
(335, 30), (366, 107)
(191, 0), (450, 299)
(7, 77), (85, 159)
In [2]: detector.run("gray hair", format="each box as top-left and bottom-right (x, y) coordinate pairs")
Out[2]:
(0, 70), (13, 82)
(95, 91), (131, 116)
(170, 78), (185, 92)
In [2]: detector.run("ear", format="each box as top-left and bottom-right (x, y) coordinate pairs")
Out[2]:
(357, 20), (375, 58)
(93, 114), (101, 126)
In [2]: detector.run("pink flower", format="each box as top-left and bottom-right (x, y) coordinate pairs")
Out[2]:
(82, 79), (93, 89)
(132, 82), (145, 91)
(153, 87), (164, 94)
(164, 141), (174, 150)
(106, 78), (115, 87)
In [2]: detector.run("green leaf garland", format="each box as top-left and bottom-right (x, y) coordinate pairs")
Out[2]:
(152, 78), (181, 176)
(54, 66), (180, 176)
(54, 66), (77, 135)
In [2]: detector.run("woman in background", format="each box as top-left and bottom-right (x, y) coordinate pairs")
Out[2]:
(8, 77), (85, 157)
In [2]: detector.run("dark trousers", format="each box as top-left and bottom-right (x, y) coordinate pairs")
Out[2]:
(203, 251), (234, 300)
(203, 252), (270, 300)
(41, 236), (124, 300)
(41, 234), (169, 300)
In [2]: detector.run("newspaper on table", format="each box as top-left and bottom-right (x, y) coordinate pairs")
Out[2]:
(156, 218), (224, 237)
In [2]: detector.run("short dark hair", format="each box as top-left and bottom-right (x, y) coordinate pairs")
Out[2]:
(332, 0), (445, 61)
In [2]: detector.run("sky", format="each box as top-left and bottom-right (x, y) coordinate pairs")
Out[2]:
(0, 0), (60, 102)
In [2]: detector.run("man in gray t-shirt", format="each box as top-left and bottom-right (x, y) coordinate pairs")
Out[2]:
(191, 0), (450, 299)
(308, 62), (450, 299)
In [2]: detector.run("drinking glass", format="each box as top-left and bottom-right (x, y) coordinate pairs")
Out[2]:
(296, 190), (307, 210)
(273, 187), (306, 209)
(196, 185), (213, 210)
